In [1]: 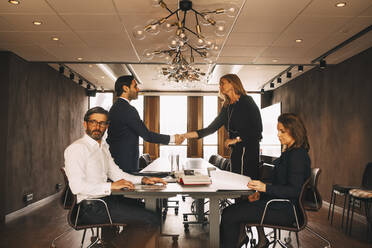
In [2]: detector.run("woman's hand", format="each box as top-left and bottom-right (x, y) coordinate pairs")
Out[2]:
(224, 137), (242, 148)
(247, 180), (266, 192)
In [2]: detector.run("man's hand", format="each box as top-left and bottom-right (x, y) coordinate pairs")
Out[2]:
(141, 177), (167, 185)
(175, 134), (185, 145)
(224, 137), (242, 148)
(247, 180), (266, 192)
(111, 179), (135, 190)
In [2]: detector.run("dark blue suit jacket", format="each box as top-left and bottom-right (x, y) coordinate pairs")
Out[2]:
(107, 98), (170, 172)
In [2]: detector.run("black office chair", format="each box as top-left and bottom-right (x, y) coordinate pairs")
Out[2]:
(51, 168), (127, 248)
(139, 153), (152, 170)
(242, 176), (331, 248)
(345, 162), (372, 242)
(208, 154), (218, 166)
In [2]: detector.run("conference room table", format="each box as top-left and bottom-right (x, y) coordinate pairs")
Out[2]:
(112, 157), (253, 248)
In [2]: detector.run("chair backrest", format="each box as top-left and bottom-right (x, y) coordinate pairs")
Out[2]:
(208, 155), (218, 165)
(214, 154), (224, 169)
(138, 156), (149, 170)
(303, 168), (322, 211)
(362, 162), (372, 189)
(142, 153), (152, 164)
(60, 167), (74, 210)
(260, 177), (310, 232)
(221, 158), (231, 171)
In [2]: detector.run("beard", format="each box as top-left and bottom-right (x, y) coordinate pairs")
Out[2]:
(129, 90), (138, 100)
(86, 128), (104, 141)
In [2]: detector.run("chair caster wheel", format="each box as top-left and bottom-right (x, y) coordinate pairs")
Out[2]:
(183, 214), (188, 221)
(175, 208), (179, 215)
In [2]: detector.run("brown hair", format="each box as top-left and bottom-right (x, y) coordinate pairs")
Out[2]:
(278, 113), (310, 151)
(219, 74), (246, 106)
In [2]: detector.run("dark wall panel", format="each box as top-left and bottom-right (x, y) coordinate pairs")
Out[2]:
(270, 48), (372, 206)
(2, 52), (87, 214)
(0, 53), (10, 222)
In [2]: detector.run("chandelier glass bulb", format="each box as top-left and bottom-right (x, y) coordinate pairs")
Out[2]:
(225, 4), (239, 18)
(215, 20), (227, 36)
(133, 25), (146, 40)
(143, 49), (154, 60)
(145, 19), (160, 35)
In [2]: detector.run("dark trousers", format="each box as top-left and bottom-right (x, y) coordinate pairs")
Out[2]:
(79, 195), (160, 227)
(220, 199), (296, 248)
(231, 142), (259, 179)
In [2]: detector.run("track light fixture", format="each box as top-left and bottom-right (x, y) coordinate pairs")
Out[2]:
(260, 88), (264, 94)
(277, 77), (282, 83)
(69, 72), (74, 80)
(298, 65), (304, 72)
(59, 66), (64, 74)
(286, 71), (292, 78)
(86, 84), (91, 90)
(78, 78), (83, 85)
(270, 82), (274, 88)
(319, 59), (327, 69)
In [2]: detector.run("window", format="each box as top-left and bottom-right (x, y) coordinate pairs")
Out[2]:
(203, 96), (218, 159)
(159, 96), (187, 158)
(89, 92), (113, 111)
(131, 95), (144, 154)
(260, 102), (281, 157)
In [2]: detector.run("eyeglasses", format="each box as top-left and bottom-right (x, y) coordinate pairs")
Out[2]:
(87, 120), (109, 127)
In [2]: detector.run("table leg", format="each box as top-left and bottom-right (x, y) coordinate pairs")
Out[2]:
(209, 197), (220, 248)
(145, 198), (157, 212)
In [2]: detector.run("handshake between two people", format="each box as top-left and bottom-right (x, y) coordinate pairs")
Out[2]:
(173, 131), (198, 145)
(173, 132), (242, 148)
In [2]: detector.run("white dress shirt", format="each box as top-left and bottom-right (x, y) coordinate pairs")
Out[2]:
(64, 134), (142, 203)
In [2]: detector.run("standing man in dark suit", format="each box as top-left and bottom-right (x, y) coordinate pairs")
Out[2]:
(107, 75), (183, 173)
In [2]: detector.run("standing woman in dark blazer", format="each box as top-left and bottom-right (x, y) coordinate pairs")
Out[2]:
(220, 113), (311, 248)
(182, 74), (263, 179)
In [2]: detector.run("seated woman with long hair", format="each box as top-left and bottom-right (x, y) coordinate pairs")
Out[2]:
(220, 113), (311, 248)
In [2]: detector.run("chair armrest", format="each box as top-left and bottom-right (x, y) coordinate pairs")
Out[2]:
(75, 198), (113, 226)
(260, 199), (296, 226)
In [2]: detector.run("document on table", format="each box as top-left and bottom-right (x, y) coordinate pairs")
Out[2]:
(210, 170), (252, 191)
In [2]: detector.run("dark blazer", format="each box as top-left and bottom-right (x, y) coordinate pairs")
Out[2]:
(263, 146), (311, 208)
(107, 98), (170, 172)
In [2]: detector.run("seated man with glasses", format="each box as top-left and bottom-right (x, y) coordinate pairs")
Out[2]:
(64, 107), (166, 247)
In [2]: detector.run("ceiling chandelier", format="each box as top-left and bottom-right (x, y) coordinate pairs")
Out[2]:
(132, 0), (239, 82)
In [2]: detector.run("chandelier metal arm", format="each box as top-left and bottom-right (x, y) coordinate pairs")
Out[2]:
(159, 0), (173, 14)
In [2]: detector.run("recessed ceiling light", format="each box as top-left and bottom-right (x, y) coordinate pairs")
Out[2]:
(335, 2), (346, 7)
(295, 39), (303, 43)
(51, 37), (59, 41)
(272, 59), (278, 63)
(77, 57), (83, 61)
(8, 0), (20, 5)
(101, 76), (105, 79)
(32, 21), (42, 26)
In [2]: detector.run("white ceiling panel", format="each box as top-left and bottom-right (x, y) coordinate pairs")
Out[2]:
(219, 46), (267, 57)
(21, 31), (83, 46)
(2, 44), (57, 61)
(46, 0), (116, 14)
(233, 15), (294, 33)
(224, 32), (279, 47)
(302, 0), (372, 17)
(60, 14), (123, 32)
(0, 14), (70, 32)
(284, 16), (352, 34)
(239, 0), (311, 17)
(0, 16), (15, 31)
(0, 0), (53, 14)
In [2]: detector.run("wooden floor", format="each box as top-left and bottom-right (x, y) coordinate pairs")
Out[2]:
(0, 195), (371, 248)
